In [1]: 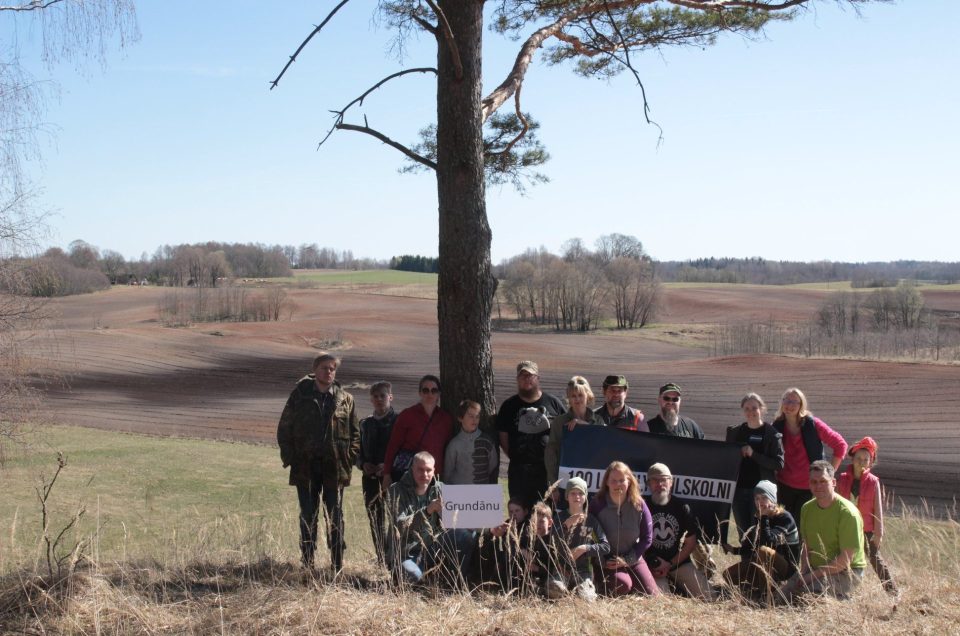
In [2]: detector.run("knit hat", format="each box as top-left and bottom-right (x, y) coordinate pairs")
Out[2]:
(754, 480), (777, 504)
(566, 477), (588, 496)
(848, 436), (878, 461)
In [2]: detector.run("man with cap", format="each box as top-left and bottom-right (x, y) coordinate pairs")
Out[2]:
(646, 383), (705, 439)
(594, 375), (647, 431)
(496, 360), (566, 508)
(643, 462), (716, 600)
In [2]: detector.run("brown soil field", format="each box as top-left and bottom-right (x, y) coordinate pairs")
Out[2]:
(29, 284), (960, 507)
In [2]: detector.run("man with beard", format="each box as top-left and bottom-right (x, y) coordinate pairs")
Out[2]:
(594, 375), (647, 431)
(646, 383), (705, 439)
(496, 361), (566, 508)
(643, 463), (716, 600)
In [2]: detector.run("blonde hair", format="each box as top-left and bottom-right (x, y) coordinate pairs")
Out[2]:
(773, 387), (811, 422)
(595, 461), (642, 510)
(566, 375), (595, 407)
(531, 501), (552, 520)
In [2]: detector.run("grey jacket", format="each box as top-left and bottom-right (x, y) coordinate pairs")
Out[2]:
(443, 429), (499, 485)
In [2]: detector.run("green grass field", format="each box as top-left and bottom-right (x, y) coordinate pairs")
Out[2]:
(276, 269), (438, 286)
(0, 427), (353, 572)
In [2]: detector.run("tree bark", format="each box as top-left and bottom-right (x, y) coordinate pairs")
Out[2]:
(435, 1), (497, 426)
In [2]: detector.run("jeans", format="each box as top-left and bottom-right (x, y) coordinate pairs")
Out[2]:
(398, 528), (476, 586)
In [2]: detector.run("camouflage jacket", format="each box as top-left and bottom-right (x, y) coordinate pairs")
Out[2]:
(277, 375), (359, 487)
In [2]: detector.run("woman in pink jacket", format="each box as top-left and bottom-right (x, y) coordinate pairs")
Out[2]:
(772, 387), (847, 526)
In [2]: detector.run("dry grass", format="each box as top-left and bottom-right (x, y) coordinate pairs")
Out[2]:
(3, 551), (958, 635)
(1, 428), (958, 634)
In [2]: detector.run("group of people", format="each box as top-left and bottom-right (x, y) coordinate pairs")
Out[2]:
(276, 353), (898, 605)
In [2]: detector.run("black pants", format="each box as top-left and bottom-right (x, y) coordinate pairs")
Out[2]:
(776, 482), (811, 527)
(508, 461), (548, 510)
(361, 474), (386, 566)
(296, 461), (345, 570)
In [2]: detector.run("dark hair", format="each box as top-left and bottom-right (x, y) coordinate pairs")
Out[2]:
(418, 374), (441, 392)
(457, 399), (480, 419)
(507, 497), (528, 511)
(369, 381), (392, 395)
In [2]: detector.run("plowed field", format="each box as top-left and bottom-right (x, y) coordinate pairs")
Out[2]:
(32, 283), (960, 506)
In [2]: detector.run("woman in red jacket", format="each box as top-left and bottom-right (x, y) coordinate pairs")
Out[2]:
(382, 374), (454, 488)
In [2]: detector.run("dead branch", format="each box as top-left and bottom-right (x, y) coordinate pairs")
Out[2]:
(337, 123), (437, 170)
(424, 0), (463, 80)
(318, 67), (437, 147)
(270, 0), (354, 90)
(600, 2), (663, 140)
(0, 0), (65, 11)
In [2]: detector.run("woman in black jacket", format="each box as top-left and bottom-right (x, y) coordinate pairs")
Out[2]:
(725, 393), (784, 537)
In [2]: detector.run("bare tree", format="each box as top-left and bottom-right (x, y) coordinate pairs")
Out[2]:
(272, 0), (881, 416)
(606, 256), (660, 329)
(0, 0), (137, 454)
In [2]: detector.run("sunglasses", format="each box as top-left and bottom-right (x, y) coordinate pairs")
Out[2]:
(660, 396), (680, 403)
(782, 399), (801, 406)
(420, 387), (440, 395)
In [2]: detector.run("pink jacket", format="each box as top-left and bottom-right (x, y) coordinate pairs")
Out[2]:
(777, 416), (848, 490)
(836, 466), (881, 533)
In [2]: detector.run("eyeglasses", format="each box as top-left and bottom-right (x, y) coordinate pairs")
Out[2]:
(781, 399), (801, 406)
(660, 396), (680, 403)
(420, 387), (440, 395)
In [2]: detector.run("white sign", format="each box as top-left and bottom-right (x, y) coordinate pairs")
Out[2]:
(441, 485), (504, 529)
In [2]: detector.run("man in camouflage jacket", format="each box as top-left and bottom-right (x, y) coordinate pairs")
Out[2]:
(277, 352), (360, 572)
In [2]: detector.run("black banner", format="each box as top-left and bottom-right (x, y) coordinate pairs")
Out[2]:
(558, 426), (741, 542)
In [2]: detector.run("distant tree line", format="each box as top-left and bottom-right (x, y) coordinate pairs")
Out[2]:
(658, 257), (960, 286)
(496, 234), (662, 332)
(7, 236), (960, 302)
(390, 255), (439, 273)
(2, 240), (393, 297)
(712, 281), (960, 362)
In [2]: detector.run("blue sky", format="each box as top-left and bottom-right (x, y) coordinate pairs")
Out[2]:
(12, 1), (959, 264)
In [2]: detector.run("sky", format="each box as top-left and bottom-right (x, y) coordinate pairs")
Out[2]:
(9, 1), (960, 265)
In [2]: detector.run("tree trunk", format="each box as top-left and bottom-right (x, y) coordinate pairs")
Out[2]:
(435, 1), (497, 427)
